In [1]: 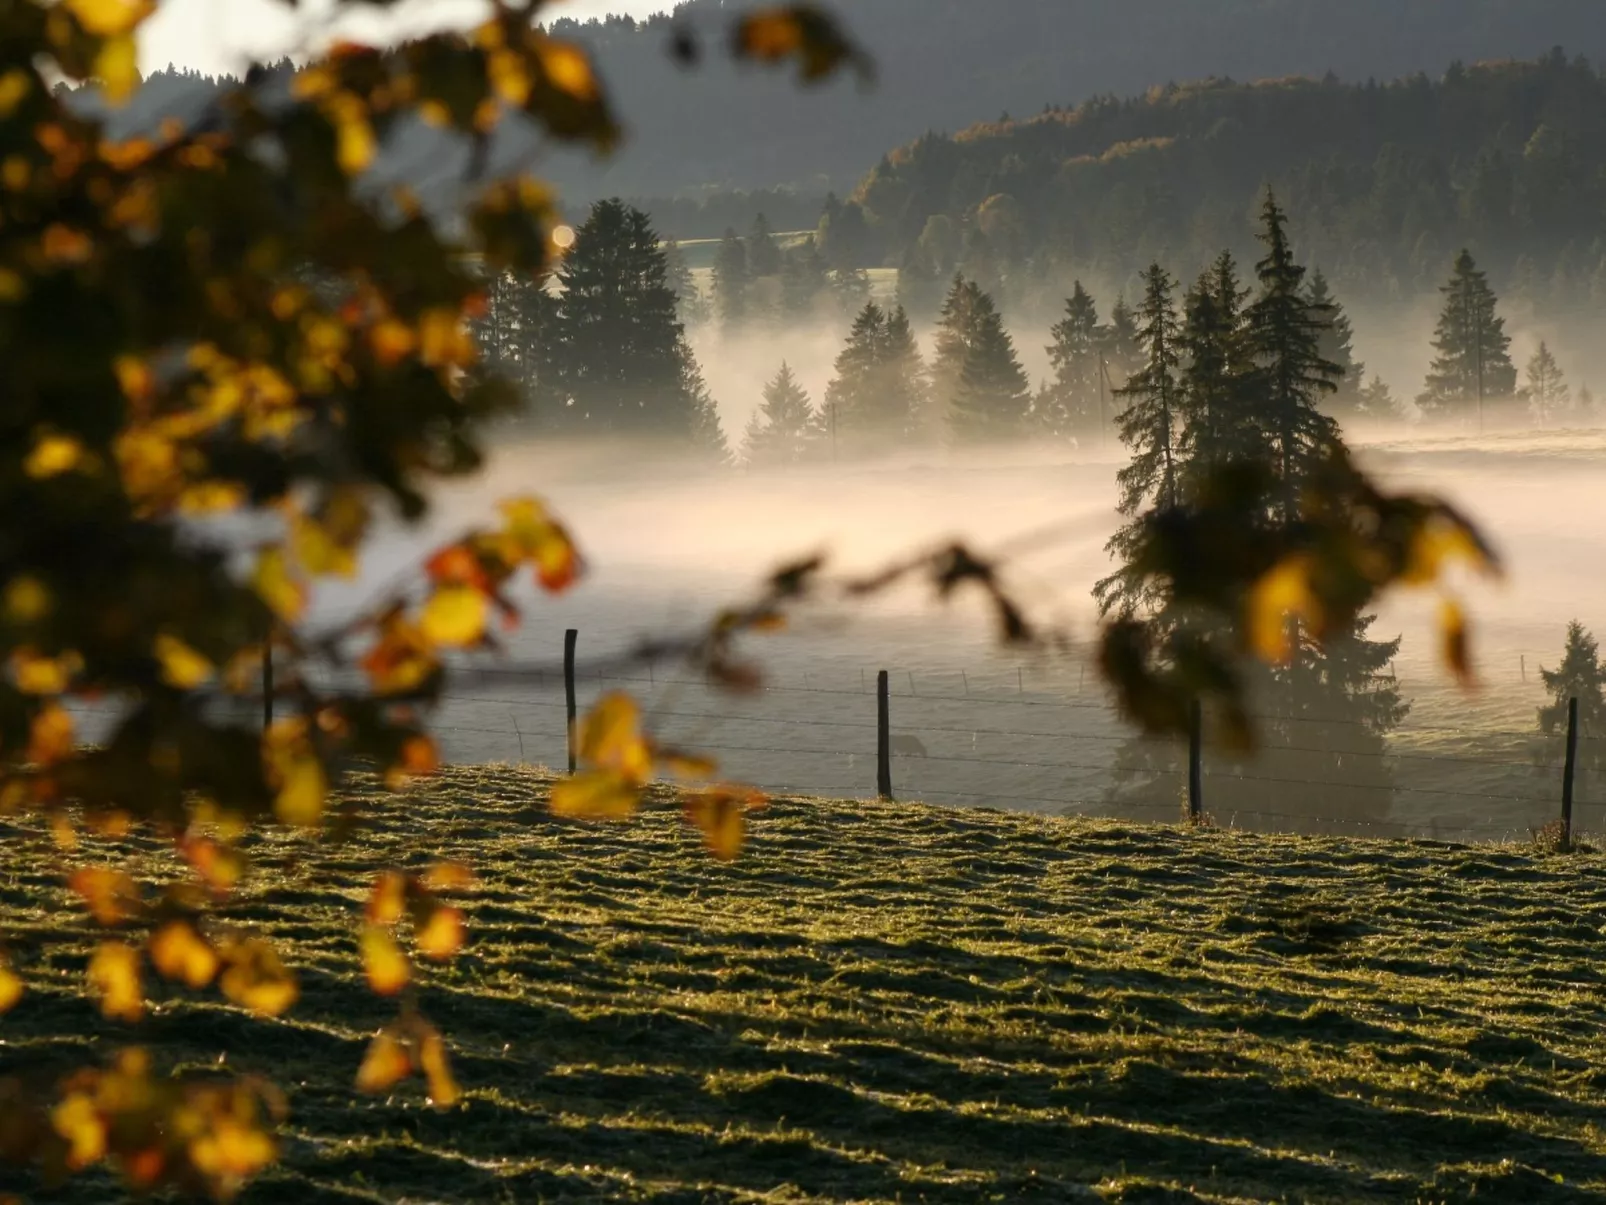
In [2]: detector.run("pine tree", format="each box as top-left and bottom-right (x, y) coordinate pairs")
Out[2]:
(684, 354), (730, 465)
(1307, 268), (1365, 419)
(822, 302), (928, 455)
(711, 227), (750, 334)
(1177, 252), (1251, 480)
(1358, 374), (1399, 420)
(947, 287), (1030, 444)
(663, 241), (710, 328)
(829, 266), (871, 318)
(931, 274), (982, 428)
(1100, 296), (1143, 392)
(544, 199), (701, 439)
(1537, 621), (1606, 778)
(896, 242), (942, 320)
(1243, 193), (1343, 524)
(742, 362), (819, 467)
(1094, 263), (1183, 618)
(1523, 341), (1570, 427)
(470, 266), (553, 414)
(1418, 249), (1517, 425)
(780, 239), (830, 320)
(1037, 282), (1104, 443)
(747, 212), (782, 278)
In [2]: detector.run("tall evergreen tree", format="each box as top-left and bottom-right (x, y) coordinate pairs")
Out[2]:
(896, 242), (943, 320)
(1094, 263), (1183, 618)
(1100, 296), (1143, 392)
(544, 199), (705, 440)
(747, 212), (783, 278)
(1177, 252), (1251, 479)
(948, 288), (1031, 443)
(711, 227), (750, 334)
(931, 274), (983, 427)
(663, 241), (710, 328)
(742, 362), (819, 467)
(1417, 249), (1517, 424)
(1243, 193), (1343, 524)
(684, 355), (730, 465)
(1037, 281), (1104, 443)
(829, 266), (872, 318)
(470, 267), (553, 414)
(881, 304), (931, 441)
(1523, 341), (1570, 427)
(780, 239), (830, 320)
(1537, 621), (1606, 778)
(1307, 268), (1365, 419)
(822, 302), (928, 455)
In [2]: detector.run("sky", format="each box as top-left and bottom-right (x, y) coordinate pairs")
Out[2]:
(139, 0), (665, 76)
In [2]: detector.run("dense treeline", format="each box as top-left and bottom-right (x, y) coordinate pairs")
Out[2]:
(842, 51), (1606, 331)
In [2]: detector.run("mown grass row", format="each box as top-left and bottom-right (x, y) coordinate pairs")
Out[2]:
(2, 766), (1605, 1202)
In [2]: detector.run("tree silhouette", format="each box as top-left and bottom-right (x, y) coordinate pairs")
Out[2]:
(1523, 342), (1570, 428)
(1418, 249), (1516, 426)
(742, 363), (820, 467)
(1037, 282), (1104, 443)
(1537, 622), (1606, 778)
(712, 227), (750, 334)
(947, 287), (1031, 444)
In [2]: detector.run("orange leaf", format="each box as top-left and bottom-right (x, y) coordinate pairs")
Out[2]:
(417, 1023), (461, 1107)
(218, 937), (297, 1016)
(69, 867), (142, 925)
(360, 925), (410, 995)
(88, 941), (143, 1022)
(549, 770), (641, 821)
(1441, 598), (1474, 687)
(421, 862), (476, 893)
(683, 785), (766, 862)
(415, 905), (463, 961)
(51, 1091), (107, 1170)
(367, 871), (409, 926)
(1245, 555), (1321, 664)
(355, 1028), (412, 1093)
(28, 702), (75, 764)
(149, 921), (219, 989)
(180, 836), (246, 898)
(0, 957), (23, 1013)
(576, 693), (652, 782)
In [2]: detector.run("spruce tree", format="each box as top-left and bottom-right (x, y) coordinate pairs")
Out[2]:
(1418, 249), (1517, 425)
(881, 304), (932, 442)
(1177, 252), (1251, 480)
(1537, 621), (1606, 777)
(747, 212), (783, 278)
(1094, 263), (1183, 619)
(931, 274), (982, 427)
(948, 288), (1030, 443)
(822, 302), (928, 455)
(742, 362), (819, 467)
(1038, 282), (1104, 443)
(780, 239), (830, 320)
(663, 241), (711, 328)
(1307, 268), (1365, 419)
(1243, 193), (1343, 524)
(1523, 341), (1570, 427)
(544, 199), (698, 438)
(896, 243), (942, 320)
(1358, 374), (1399, 420)
(1100, 296), (1143, 392)
(684, 355), (730, 465)
(711, 227), (750, 334)
(470, 266), (553, 414)
(829, 266), (872, 318)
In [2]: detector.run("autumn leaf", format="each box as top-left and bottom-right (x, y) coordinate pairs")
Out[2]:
(273, 754), (327, 827)
(731, 6), (870, 83)
(64, 0), (155, 37)
(422, 862), (476, 893)
(577, 693), (653, 782)
(51, 1092), (107, 1170)
(13, 647), (82, 694)
(366, 871), (409, 926)
(415, 905), (464, 961)
(154, 633), (213, 689)
(150, 921), (220, 989)
(549, 770), (642, 820)
(25, 434), (86, 479)
(417, 1023), (461, 1107)
(360, 926), (411, 995)
(94, 33), (141, 103)
(535, 38), (601, 101)
(180, 836), (246, 898)
(88, 941), (144, 1022)
(1441, 598), (1474, 686)
(355, 1028), (412, 1093)
(421, 586), (489, 647)
(69, 867), (142, 925)
(218, 937), (297, 1016)
(1246, 555), (1322, 664)
(683, 785), (767, 861)
(1403, 517), (1499, 586)
(656, 748), (719, 782)
(252, 546), (306, 622)
(0, 957), (23, 1013)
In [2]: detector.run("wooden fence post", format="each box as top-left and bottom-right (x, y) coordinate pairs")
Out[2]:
(1562, 695), (1579, 851)
(877, 670), (892, 800)
(564, 628), (578, 775)
(1187, 699), (1203, 825)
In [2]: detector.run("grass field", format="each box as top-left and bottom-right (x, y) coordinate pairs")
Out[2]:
(3, 768), (1606, 1203)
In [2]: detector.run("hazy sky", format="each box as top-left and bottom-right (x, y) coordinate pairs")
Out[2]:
(140, 0), (664, 75)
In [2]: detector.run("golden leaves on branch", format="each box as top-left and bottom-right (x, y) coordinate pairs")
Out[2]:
(731, 6), (872, 84)
(87, 942), (143, 1022)
(356, 1015), (460, 1107)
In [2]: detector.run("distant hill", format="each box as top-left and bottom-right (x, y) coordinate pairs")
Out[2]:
(80, 0), (1606, 205)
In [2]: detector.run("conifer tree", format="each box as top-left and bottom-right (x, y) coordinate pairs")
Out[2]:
(684, 356), (731, 465)
(470, 267), (553, 413)
(742, 362), (819, 467)
(1243, 193), (1342, 523)
(932, 274), (983, 426)
(1307, 268), (1365, 419)
(780, 239), (830, 320)
(544, 199), (700, 438)
(747, 212), (783, 278)
(1178, 252), (1251, 479)
(663, 241), (710, 328)
(1537, 621), (1606, 776)
(1100, 296), (1143, 392)
(1094, 263), (1183, 618)
(948, 288), (1030, 443)
(1358, 374), (1399, 420)
(823, 302), (928, 455)
(1418, 249), (1517, 425)
(829, 266), (872, 318)
(711, 227), (750, 334)
(896, 243), (943, 320)
(1523, 341), (1570, 427)
(881, 304), (931, 441)
(1037, 282), (1104, 442)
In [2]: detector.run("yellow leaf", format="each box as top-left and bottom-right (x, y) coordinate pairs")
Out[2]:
(364, 872), (407, 927)
(535, 38), (599, 101)
(420, 586), (488, 647)
(68, 867), (142, 925)
(4, 576), (51, 622)
(149, 921), (219, 989)
(415, 905), (463, 961)
(360, 926), (410, 996)
(416, 308), (476, 368)
(1246, 555), (1321, 664)
(1404, 517), (1496, 586)
(154, 633), (213, 689)
(51, 1092), (107, 1170)
(657, 748), (718, 782)
(252, 546), (306, 621)
(273, 754), (326, 827)
(180, 835), (246, 897)
(65, 0), (154, 37)
(1441, 598), (1474, 687)
(25, 434), (85, 479)
(0, 70), (31, 119)
(684, 786), (766, 862)
(487, 49), (531, 107)
(188, 1115), (275, 1182)
(88, 941), (143, 1022)
(13, 647), (81, 694)
(355, 1028), (411, 1093)
(328, 94), (376, 175)
(417, 1024), (461, 1107)
(368, 317), (416, 366)
(218, 937), (297, 1016)
(421, 862), (476, 893)
(385, 734), (439, 788)
(549, 770), (642, 820)
(0, 958), (23, 1013)
(93, 32), (140, 103)
(577, 693), (652, 782)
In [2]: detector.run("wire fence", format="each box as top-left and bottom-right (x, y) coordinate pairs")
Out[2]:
(59, 649), (1605, 845)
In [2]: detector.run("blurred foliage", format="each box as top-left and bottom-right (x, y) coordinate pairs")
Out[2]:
(0, 0), (863, 1196)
